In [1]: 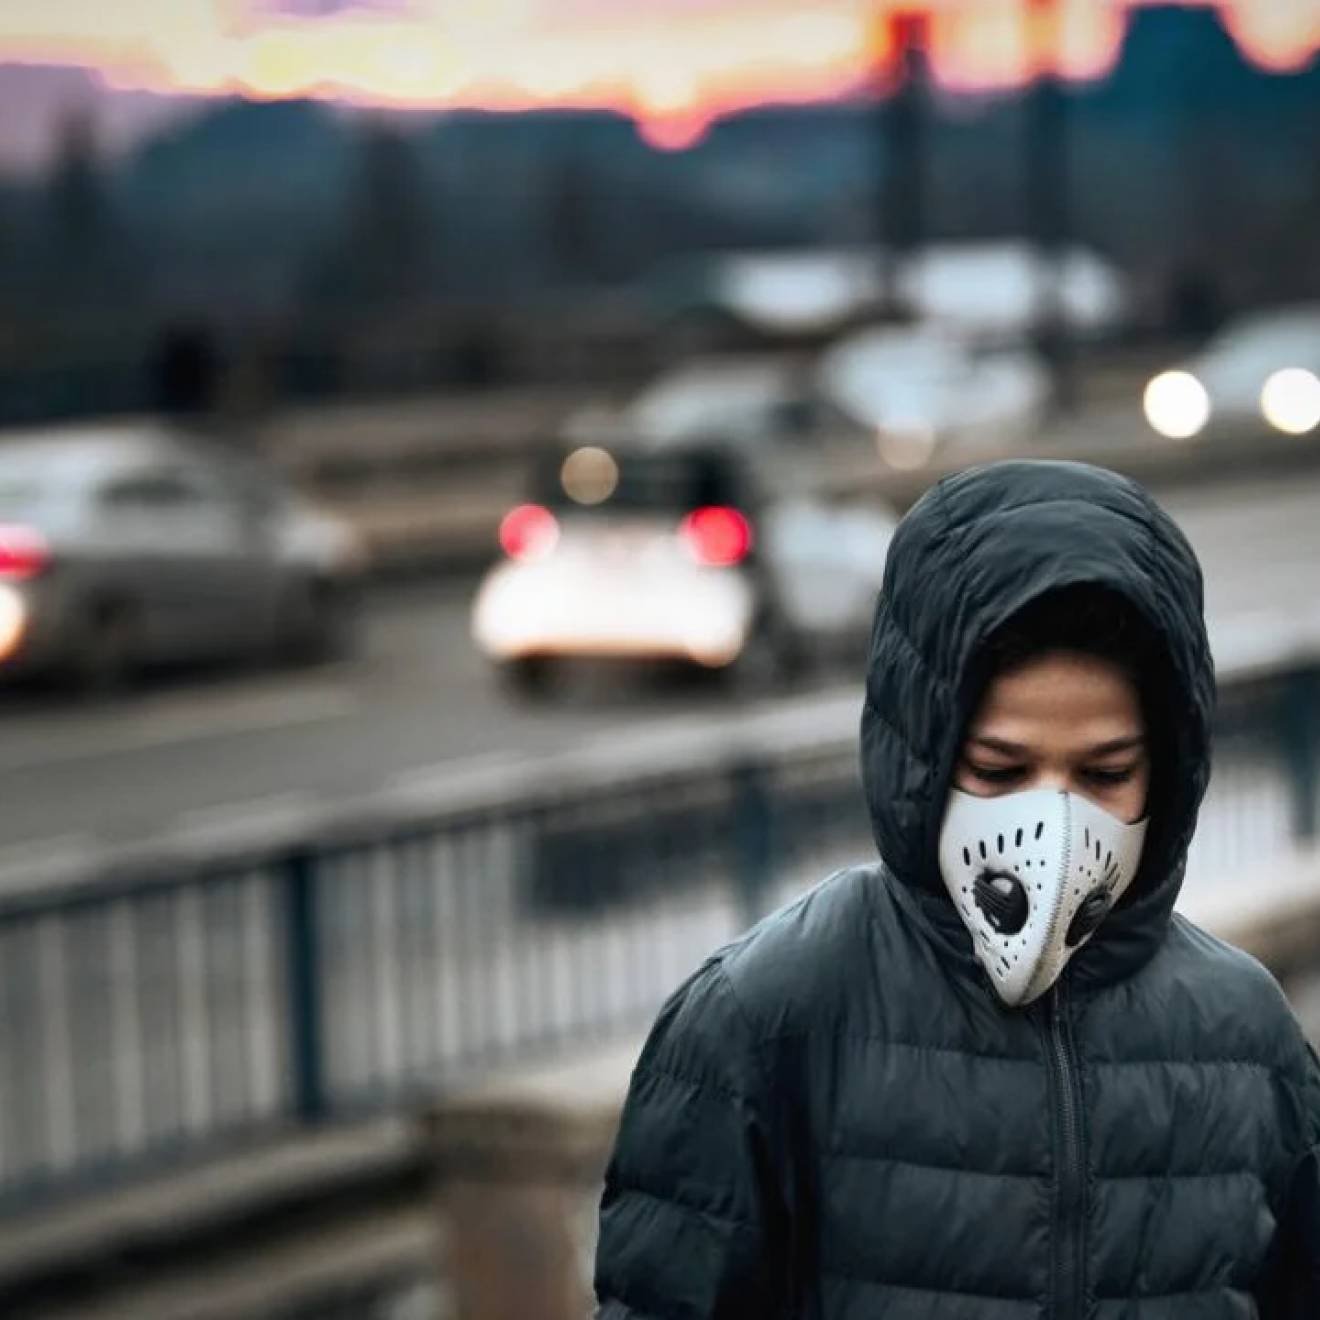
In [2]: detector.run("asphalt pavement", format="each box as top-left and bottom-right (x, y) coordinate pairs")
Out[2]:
(0, 470), (1317, 874)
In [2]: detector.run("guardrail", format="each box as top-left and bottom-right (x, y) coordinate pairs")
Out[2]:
(0, 663), (1316, 1214)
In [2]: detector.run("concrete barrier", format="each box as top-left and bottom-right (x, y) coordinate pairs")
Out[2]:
(429, 1044), (640, 1320)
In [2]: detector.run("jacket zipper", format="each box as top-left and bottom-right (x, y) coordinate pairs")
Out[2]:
(1047, 979), (1086, 1319)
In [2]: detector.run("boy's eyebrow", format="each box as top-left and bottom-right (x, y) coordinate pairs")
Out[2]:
(967, 735), (1029, 756)
(968, 734), (1147, 758)
(1086, 736), (1147, 757)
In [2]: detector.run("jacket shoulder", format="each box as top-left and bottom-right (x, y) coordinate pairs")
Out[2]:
(1144, 914), (1311, 1071)
(619, 870), (879, 1104)
(716, 865), (887, 1038)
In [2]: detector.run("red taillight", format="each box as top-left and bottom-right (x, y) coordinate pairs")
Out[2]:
(679, 506), (753, 567)
(499, 504), (559, 563)
(0, 525), (51, 580)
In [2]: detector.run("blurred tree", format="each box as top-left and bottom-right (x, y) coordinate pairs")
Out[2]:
(545, 157), (599, 285)
(307, 120), (435, 313)
(40, 109), (129, 308)
(153, 322), (223, 416)
(0, 199), (14, 311)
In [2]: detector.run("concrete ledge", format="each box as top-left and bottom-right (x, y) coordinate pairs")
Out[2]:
(0, 1119), (430, 1315)
(37, 1207), (435, 1320)
(1181, 847), (1320, 986)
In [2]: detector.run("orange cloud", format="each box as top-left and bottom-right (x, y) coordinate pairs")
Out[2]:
(0, 1), (1315, 149)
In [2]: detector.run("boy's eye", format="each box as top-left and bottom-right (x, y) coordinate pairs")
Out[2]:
(1083, 766), (1137, 787)
(967, 763), (1026, 785)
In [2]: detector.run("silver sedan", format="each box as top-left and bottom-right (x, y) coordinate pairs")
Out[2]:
(0, 421), (366, 690)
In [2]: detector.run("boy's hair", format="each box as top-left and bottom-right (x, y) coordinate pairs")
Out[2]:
(984, 585), (1162, 687)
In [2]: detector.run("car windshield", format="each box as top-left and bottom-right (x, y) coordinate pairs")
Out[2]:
(1208, 310), (1320, 367)
(532, 448), (745, 515)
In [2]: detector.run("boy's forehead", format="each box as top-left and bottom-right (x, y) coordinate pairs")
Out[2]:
(970, 650), (1145, 738)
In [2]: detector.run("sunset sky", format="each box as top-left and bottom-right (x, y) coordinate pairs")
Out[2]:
(0, 0), (1317, 153)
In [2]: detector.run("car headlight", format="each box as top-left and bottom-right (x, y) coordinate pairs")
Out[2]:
(876, 422), (938, 471)
(1143, 370), (1210, 440)
(1260, 368), (1320, 435)
(0, 584), (28, 662)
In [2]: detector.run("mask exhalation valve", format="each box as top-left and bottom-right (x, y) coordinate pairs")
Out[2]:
(1065, 888), (1112, 947)
(973, 869), (1029, 935)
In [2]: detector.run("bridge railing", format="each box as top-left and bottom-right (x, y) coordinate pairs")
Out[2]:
(0, 664), (1316, 1212)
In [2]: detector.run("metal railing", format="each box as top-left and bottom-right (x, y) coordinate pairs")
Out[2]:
(0, 667), (1317, 1211)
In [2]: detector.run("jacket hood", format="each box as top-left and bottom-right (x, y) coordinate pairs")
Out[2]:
(860, 460), (1216, 991)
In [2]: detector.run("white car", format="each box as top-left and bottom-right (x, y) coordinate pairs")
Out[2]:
(471, 442), (896, 695)
(0, 421), (366, 689)
(1143, 305), (1320, 441)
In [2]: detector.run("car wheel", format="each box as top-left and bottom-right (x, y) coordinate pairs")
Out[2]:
(278, 578), (358, 665)
(498, 656), (557, 700)
(68, 604), (139, 696)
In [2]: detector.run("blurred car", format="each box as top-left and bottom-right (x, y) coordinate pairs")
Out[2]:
(1143, 305), (1320, 441)
(0, 422), (366, 689)
(818, 327), (1051, 468)
(563, 330), (1049, 475)
(470, 442), (896, 694)
(560, 355), (857, 455)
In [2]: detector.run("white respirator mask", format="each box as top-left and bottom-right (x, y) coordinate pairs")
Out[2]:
(938, 787), (1148, 1007)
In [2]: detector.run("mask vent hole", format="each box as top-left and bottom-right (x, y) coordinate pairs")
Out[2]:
(1035, 821), (1045, 840)
(963, 847), (971, 867)
(997, 834), (1004, 854)
(1096, 839), (1102, 860)
(1084, 827), (1090, 850)
(979, 841), (987, 860)
(1015, 828), (1023, 847)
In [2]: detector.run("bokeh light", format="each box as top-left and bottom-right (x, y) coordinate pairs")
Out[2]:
(561, 447), (621, 506)
(1143, 371), (1211, 440)
(1260, 368), (1320, 436)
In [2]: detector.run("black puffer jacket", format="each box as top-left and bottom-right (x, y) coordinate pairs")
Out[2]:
(595, 461), (1320, 1318)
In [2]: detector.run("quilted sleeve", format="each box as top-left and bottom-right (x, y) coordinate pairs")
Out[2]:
(1259, 1037), (1320, 1316)
(593, 958), (791, 1319)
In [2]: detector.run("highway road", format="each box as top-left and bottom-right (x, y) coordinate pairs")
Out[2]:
(0, 470), (1317, 875)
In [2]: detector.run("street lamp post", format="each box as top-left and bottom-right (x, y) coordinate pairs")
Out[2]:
(1024, 0), (1074, 411)
(875, 8), (930, 320)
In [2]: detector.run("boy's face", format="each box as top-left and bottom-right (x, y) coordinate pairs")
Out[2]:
(955, 649), (1150, 825)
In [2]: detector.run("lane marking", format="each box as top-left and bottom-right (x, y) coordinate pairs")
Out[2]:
(0, 688), (361, 775)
